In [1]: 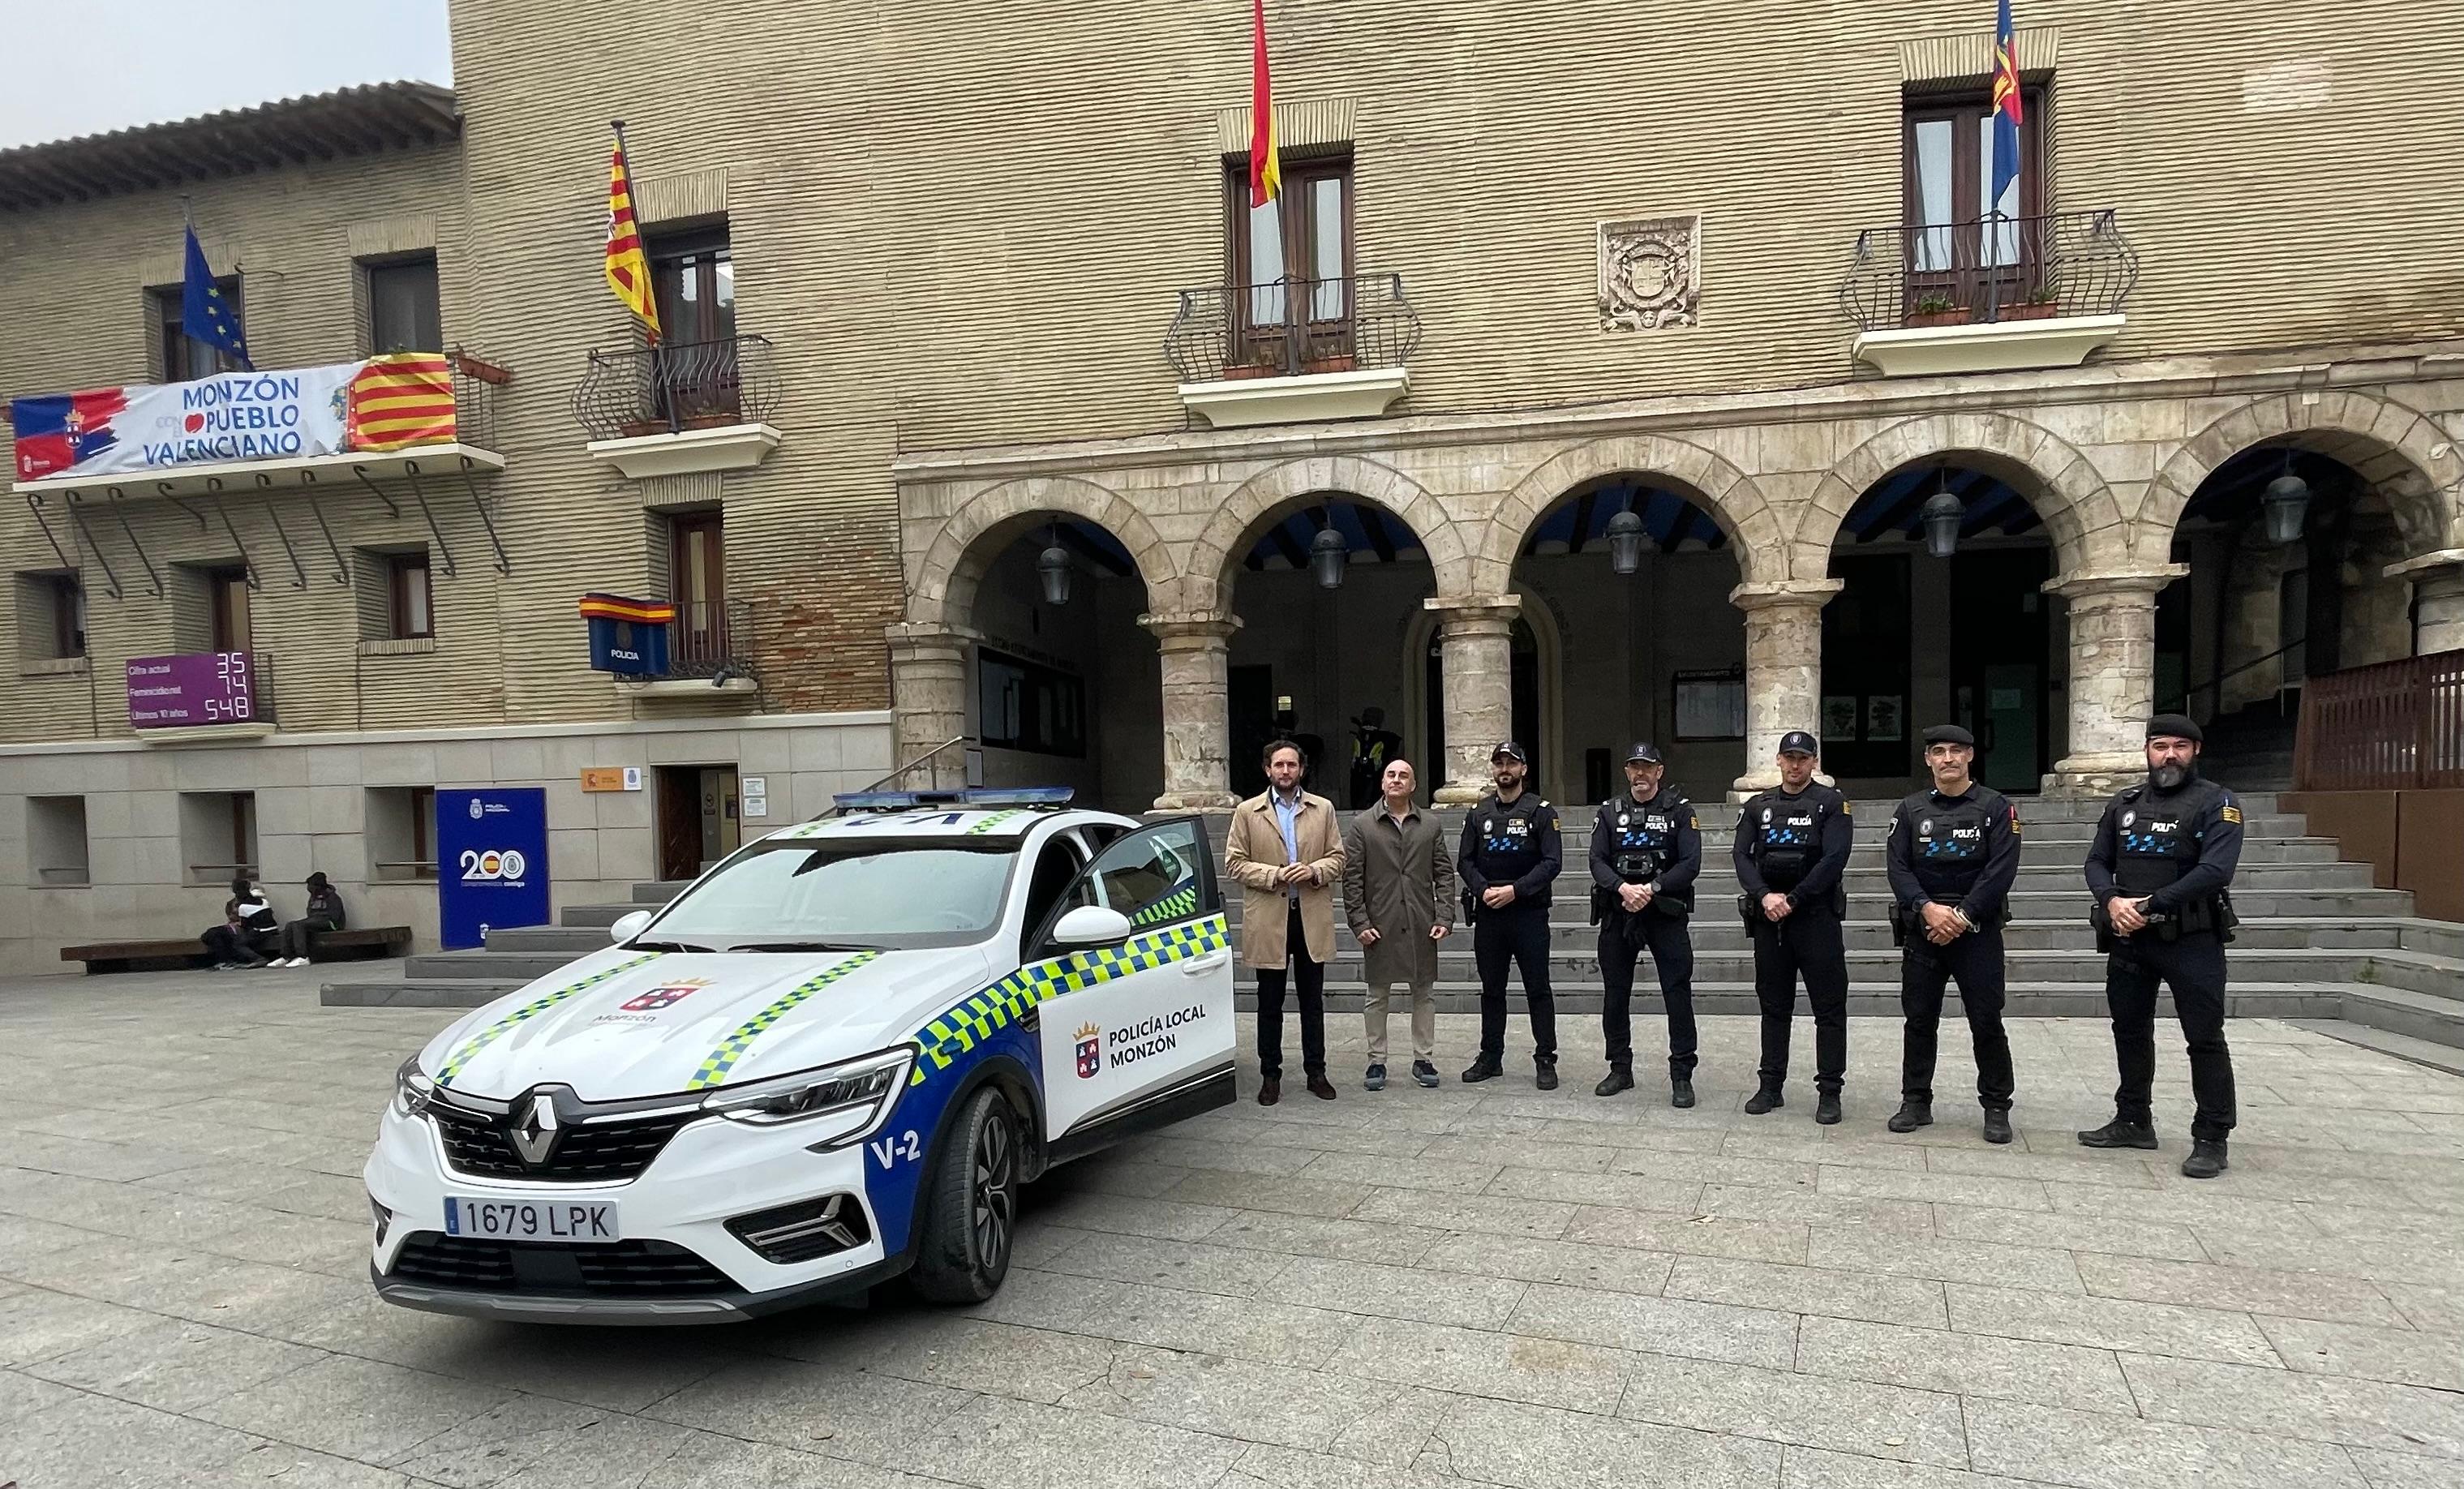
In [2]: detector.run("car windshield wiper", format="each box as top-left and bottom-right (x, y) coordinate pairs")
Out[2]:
(724, 939), (880, 953)
(626, 938), (717, 953)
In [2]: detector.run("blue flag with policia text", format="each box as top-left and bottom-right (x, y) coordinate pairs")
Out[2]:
(182, 225), (251, 371)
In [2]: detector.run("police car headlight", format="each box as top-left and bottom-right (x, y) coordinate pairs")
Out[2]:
(702, 1046), (914, 1132)
(392, 1057), (436, 1120)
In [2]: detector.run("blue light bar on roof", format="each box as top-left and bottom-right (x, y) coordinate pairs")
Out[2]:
(828, 787), (1076, 813)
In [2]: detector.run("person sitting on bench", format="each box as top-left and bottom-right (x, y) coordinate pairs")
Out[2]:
(202, 879), (279, 971)
(269, 873), (348, 968)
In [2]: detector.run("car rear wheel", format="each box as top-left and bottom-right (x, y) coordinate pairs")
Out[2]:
(911, 1086), (1020, 1304)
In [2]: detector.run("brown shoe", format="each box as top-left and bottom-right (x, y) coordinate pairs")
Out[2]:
(1258, 1078), (1280, 1106)
(1306, 1074), (1338, 1101)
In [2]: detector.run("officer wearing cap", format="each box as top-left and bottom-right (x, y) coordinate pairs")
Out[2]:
(1586, 742), (1702, 1104)
(1883, 724), (2022, 1144)
(1457, 741), (1562, 1088)
(2080, 713), (2244, 1179)
(1733, 731), (1855, 1123)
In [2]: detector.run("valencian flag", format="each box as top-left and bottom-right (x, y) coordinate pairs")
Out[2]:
(345, 354), (459, 452)
(603, 125), (661, 341)
(182, 225), (251, 371)
(1247, 0), (1281, 208)
(1989, 0), (2024, 216)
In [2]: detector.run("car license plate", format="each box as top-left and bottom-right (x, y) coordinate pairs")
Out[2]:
(444, 1197), (620, 1242)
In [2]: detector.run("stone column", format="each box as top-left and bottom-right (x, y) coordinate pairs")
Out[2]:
(1427, 596), (1520, 806)
(1140, 611), (1243, 812)
(1728, 580), (1842, 798)
(2386, 550), (2464, 654)
(884, 621), (979, 790)
(2044, 567), (2184, 796)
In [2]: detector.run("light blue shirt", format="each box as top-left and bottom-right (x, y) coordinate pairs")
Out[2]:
(1272, 789), (1306, 901)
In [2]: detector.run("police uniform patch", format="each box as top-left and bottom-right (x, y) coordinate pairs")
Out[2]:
(2122, 810), (2136, 828)
(2220, 804), (2243, 824)
(1919, 818), (1933, 835)
(1761, 808), (1772, 825)
(1618, 813), (1629, 827)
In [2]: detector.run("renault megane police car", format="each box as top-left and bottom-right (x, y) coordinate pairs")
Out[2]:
(366, 789), (1234, 1322)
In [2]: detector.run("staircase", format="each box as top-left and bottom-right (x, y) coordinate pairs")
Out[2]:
(318, 794), (2464, 1064)
(2191, 694), (2301, 793)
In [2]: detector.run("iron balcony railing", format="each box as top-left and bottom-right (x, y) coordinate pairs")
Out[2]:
(1839, 209), (2138, 332)
(1165, 272), (1422, 383)
(446, 346), (508, 449)
(571, 333), (781, 442)
(659, 597), (758, 684)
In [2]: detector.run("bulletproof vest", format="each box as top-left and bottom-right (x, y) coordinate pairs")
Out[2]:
(2111, 783), (2206, 896)
(1605, 793), (1686, 881)
(1472, 794), (1549, 883)
(1747, 790), (1826, 890)
(1908, 791), (1998, 902)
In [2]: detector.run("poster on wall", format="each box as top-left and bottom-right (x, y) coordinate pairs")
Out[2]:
(435, 787), (551, 950)
(1822, 695), (1860, 741)
(1672, 670), (1745, 740)
(1867, 695), (1905, 742)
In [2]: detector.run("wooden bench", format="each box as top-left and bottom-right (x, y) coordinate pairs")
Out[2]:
(62, 925), (414, 974)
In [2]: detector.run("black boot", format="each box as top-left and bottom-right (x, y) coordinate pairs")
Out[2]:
(1887, 1101), (1933, 1134)
(1461, 1055), (1502, 1083)
(1982, 1109), (2014, 1145)
(2180, 1139), (2230, 1179)
(2076, 1118), (2159, 1150)
(1595, 1066), (1634, 1097)
(1535, 1060), (1559, 1092)
(1669, 1075), (1695, 1109)
(1815, 1091), (1843, 1126)
(1744, 1083), (1784, 1116)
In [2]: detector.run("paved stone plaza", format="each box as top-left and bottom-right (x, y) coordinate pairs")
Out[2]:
(6, 972), (2464, 1489)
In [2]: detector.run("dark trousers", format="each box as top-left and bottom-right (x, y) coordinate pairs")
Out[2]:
(1254, 902), (1327, 1080)
(1751, 904), (1848, 1093)
(1900, 925), (2014, 1110)
(279, 917), (340, 961)
(1599, 910), (1697, 1075)
(202, 925), (268, 964)
(2106, 933), (2237, 1141)
(1474, 903), (1557, 1062)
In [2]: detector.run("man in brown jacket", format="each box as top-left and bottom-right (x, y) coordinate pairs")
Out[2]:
(1226, 739), (1346, 1105)
(1344, 757), (1455, 1090)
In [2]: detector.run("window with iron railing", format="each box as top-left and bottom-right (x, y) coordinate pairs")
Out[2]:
(668, 511), (733, 671)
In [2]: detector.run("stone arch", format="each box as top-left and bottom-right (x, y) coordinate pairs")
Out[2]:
(1184, 454), (1470, 612)
(1804, 411), (2119, 578)
(906, 474), (1174, 632)
(2144, 390), (2463, 564)
(1487, 433), (1784, 590)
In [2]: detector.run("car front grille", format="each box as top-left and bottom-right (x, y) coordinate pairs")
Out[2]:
(727, 1194), (873, 1265)
(389, 1233), (736, 1297)
(430, 1102), (693, 1183)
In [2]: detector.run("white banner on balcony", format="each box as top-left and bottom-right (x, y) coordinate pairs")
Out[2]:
(11, 362), (363, 483)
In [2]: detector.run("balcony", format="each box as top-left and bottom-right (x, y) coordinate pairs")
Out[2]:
(619, 599), (758, 698)
(1840, 210), (2137, 378)
(1165, 273), (1421, 429)
(574, 334), (783, 479)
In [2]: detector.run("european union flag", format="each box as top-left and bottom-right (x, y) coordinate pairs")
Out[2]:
(181, 225), (251, 372)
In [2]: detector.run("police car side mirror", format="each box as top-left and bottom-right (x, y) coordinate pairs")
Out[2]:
(1052, 905), (1135, 948)
(610, 909), (655, 945)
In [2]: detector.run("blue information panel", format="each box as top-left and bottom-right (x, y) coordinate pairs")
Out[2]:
(436, 787), (551, 951)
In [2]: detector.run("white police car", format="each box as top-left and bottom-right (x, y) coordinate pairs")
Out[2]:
(366, 789), (1234, 1323)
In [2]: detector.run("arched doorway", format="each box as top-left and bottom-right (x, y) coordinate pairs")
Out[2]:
(1224, 496), (1435, 806)
(1827, 461), (2059, 793)
(963, 517), (1162, 811)
(1504, 476), (1746, 805)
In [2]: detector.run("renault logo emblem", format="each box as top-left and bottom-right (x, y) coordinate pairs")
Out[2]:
(509, 1090), (562, 1167)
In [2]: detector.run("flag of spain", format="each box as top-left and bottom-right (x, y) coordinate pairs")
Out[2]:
(346, 354), (459, 453)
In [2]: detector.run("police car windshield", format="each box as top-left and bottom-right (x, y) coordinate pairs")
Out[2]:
(646, 840), (1018, 950)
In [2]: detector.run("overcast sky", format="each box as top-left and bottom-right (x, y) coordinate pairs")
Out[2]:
(0, 1), (452, 149)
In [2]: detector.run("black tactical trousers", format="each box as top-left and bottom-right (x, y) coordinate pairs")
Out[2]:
(1599, 909), (1697, 1075)
(2106, 932), (2237, 1141)
(1474, 903), (1557, 1063)
(1900, 923), (2015, 1110)
(1751, 903), (1848, 1094)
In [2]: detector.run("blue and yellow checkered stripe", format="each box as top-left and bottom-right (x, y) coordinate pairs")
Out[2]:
(908, 913), (1228, 1087)
(1130, 881), (1199, 926)
(964, 809), (1027, 835)
(686, 950), (882, 1090)
(436, 951), (667, 1086)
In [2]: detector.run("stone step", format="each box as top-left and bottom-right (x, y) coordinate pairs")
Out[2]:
(1224, 948), (2448, 988)
(2288, 1019), (2464, 1078)
(1227, 887), (2413, 929)
(2334, 985), (2464, 1051)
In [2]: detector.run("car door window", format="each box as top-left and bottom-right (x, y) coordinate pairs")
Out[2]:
(1017, 835), (1088, 959)
(1039, 817), (1217, 950)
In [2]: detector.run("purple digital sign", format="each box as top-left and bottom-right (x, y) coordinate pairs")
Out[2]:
(126, 651), (260, 729)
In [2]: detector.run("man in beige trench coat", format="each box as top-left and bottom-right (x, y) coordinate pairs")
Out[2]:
(1226, 739), (1346, 1105)
(1344, 757), (1455, 1091)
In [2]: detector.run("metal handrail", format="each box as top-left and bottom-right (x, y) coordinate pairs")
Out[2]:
(1839, 208), (2137, 331)
(2159, 635), (2305, 717)
(853, 736), (972, 796)
(571, 333), (781, 442)
(1164, 272), (1421, 382)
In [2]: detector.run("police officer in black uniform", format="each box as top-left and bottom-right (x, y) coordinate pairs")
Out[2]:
(1884, 724), (2023, 1144)
(1587, 742), (1702, 1105)
(1458, 742), (1562, 1088)
(1734, 731), (1855, 1124)
(2080, 714), (2244, 1179)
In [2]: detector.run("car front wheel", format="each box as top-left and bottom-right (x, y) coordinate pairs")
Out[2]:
(910, 1086), (1020, 1304)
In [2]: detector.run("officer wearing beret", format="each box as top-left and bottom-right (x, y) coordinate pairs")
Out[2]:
(1586, 742), (1702, 1105)
(1733, 731), (1855, 1124)
(1457, 742), (1563, 1088)
(2080, 714), (2244, 1178)
(1884, 724), (2022, 1144)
